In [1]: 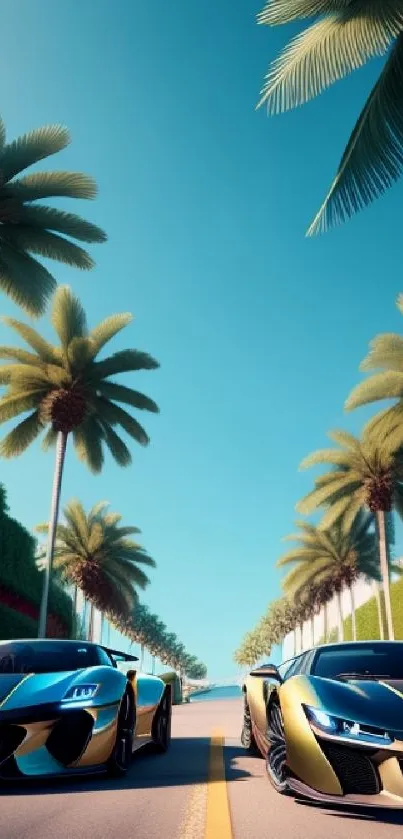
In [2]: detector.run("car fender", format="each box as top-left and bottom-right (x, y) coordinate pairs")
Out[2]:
(278, 675), (342, 796)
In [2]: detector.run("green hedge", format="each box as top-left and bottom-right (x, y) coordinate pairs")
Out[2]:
(0, 601), (38, 638)
(323, 577), (403, 643)
(0, 485), (73, 637)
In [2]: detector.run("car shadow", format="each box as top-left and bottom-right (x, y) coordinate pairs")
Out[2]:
(0, 738), (252, 796)
(295, 796), (403, 825)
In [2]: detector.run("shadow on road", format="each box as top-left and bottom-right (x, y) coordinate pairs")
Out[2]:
(295, 797), (403, 826)
(0, 738), (252, 796)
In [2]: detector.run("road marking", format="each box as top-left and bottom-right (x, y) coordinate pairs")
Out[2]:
(205, 730), (233, 839)
(179, 784), (207, 839)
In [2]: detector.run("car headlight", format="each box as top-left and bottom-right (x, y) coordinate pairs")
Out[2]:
(303, 704), (393, 746)
(63, 684), (99, 702)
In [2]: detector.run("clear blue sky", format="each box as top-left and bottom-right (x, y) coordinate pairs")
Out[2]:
(0, 1), (402, 680)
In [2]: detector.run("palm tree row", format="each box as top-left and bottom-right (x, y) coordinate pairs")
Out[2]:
(235, 293), (403, 665)
(112, 601), (206, 679)
(0, 115), (163, 640)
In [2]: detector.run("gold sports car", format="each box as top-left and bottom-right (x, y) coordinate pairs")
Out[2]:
(242, 640), (403, 807)
(0, 638), (171, 780)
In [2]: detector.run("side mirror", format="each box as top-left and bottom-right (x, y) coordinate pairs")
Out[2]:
(250, 663), (282, 682)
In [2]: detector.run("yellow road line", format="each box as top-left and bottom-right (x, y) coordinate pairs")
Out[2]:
(205, 729), (233, 839)
(179, 784), (207, 839)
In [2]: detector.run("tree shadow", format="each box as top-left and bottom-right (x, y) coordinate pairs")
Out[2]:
(0, 738), (252, 796)
(295, 796), (403, 826)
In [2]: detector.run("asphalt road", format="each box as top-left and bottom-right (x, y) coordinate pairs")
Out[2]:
(1, 697), (403, 839)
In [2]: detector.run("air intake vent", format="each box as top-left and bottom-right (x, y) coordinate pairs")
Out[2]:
(321, 741), (380, 795)
(0, 725), (26, 765)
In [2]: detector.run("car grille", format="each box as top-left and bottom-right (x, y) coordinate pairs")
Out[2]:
(320, 741), (380, 795)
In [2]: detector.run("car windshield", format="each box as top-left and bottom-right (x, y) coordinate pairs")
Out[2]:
(0, 641), (107, 674)
(313, 643), (403, 681)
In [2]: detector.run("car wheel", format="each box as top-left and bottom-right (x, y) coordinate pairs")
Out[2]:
(241, 695), (259, 754)
(266, 701), (289, 794)
(107, 690), (135, 778)
(152, 689), (172, 753)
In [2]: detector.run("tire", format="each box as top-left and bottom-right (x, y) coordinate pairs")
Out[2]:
(266, 701), (290, 794)
(152, 688), (172, 753)
(241, 695), (259, 755)
(107, 690), (135, 778)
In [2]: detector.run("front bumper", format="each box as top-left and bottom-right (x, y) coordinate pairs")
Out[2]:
(289, 734), (403, 808)
(0, 701), (120, 779)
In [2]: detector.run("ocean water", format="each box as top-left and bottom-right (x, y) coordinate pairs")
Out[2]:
(189, 684), (242, 702)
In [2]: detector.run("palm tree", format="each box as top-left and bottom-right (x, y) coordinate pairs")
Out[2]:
(0, 117), (105, 315)
(37, 500), (155, 639)
(297, 428), (403, 640)
(278, 514), (379, 643)
(257, 2), (403, 233)
(0, 285), (159, 637)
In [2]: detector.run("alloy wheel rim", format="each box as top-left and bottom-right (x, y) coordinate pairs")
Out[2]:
(267, 704), (287, 785)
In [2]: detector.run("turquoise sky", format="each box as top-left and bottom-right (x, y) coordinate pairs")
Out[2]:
(0, 1), (402, 679)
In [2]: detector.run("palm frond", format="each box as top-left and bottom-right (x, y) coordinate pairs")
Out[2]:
(0, 125), (70, 181)
(0, 225), (95, 270)
(97, 381), (159, 413)
(346, 371), (403, 411)
(319, 494), (357, 530)
(95, 397), (149, 446)
(299, 448), (347, 469)
(101, 421), (133, 466)
(0, 345), (46, 367)
(67, 337), (93, 371)
(41, 426), (58, 451)
(51, 286), (87, 347)
(327, 429), (362, 451)
(72, 417), (104, 473)
(0, 391), (42, 423)
(0, 410), (42, 456)
(20, 205), (106, 243)
(308, 34), (403, 235)
(258, 0), (351, 26)
(89, 349), (160, 380)
(0, 244), (56, 316)
(1, 318), (58, 362)
(258, 7), (400, 113)
(89, 314), (133, 356)
(297, 472), (361, 514)
(6, 171), (97, 201)
(359, 333), (403, 373)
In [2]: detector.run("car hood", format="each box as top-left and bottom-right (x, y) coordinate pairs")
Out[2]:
(306, 674), (403, 736)
(0, 668), (108, 710)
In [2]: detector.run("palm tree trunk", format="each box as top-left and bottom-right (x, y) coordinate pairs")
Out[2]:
(373, 580), (385, 639)
(71, 585), (78, 637)
(100, 613), (105, 644)
(299, 622), (303, 652)
(349, 584), (357, 641)
(152, 655), (156, 675)
(336, 591), (344, 642)
(38, 431), (68, 638)
(376, 510), (394, 640)
(292, 628), (296, 657)
(140, 644), (145, 670)
(88, 602), (95, 641)
(107, 621), (111, 646)
(323, 601), (328, 642)
(310, 615), (315, 647)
